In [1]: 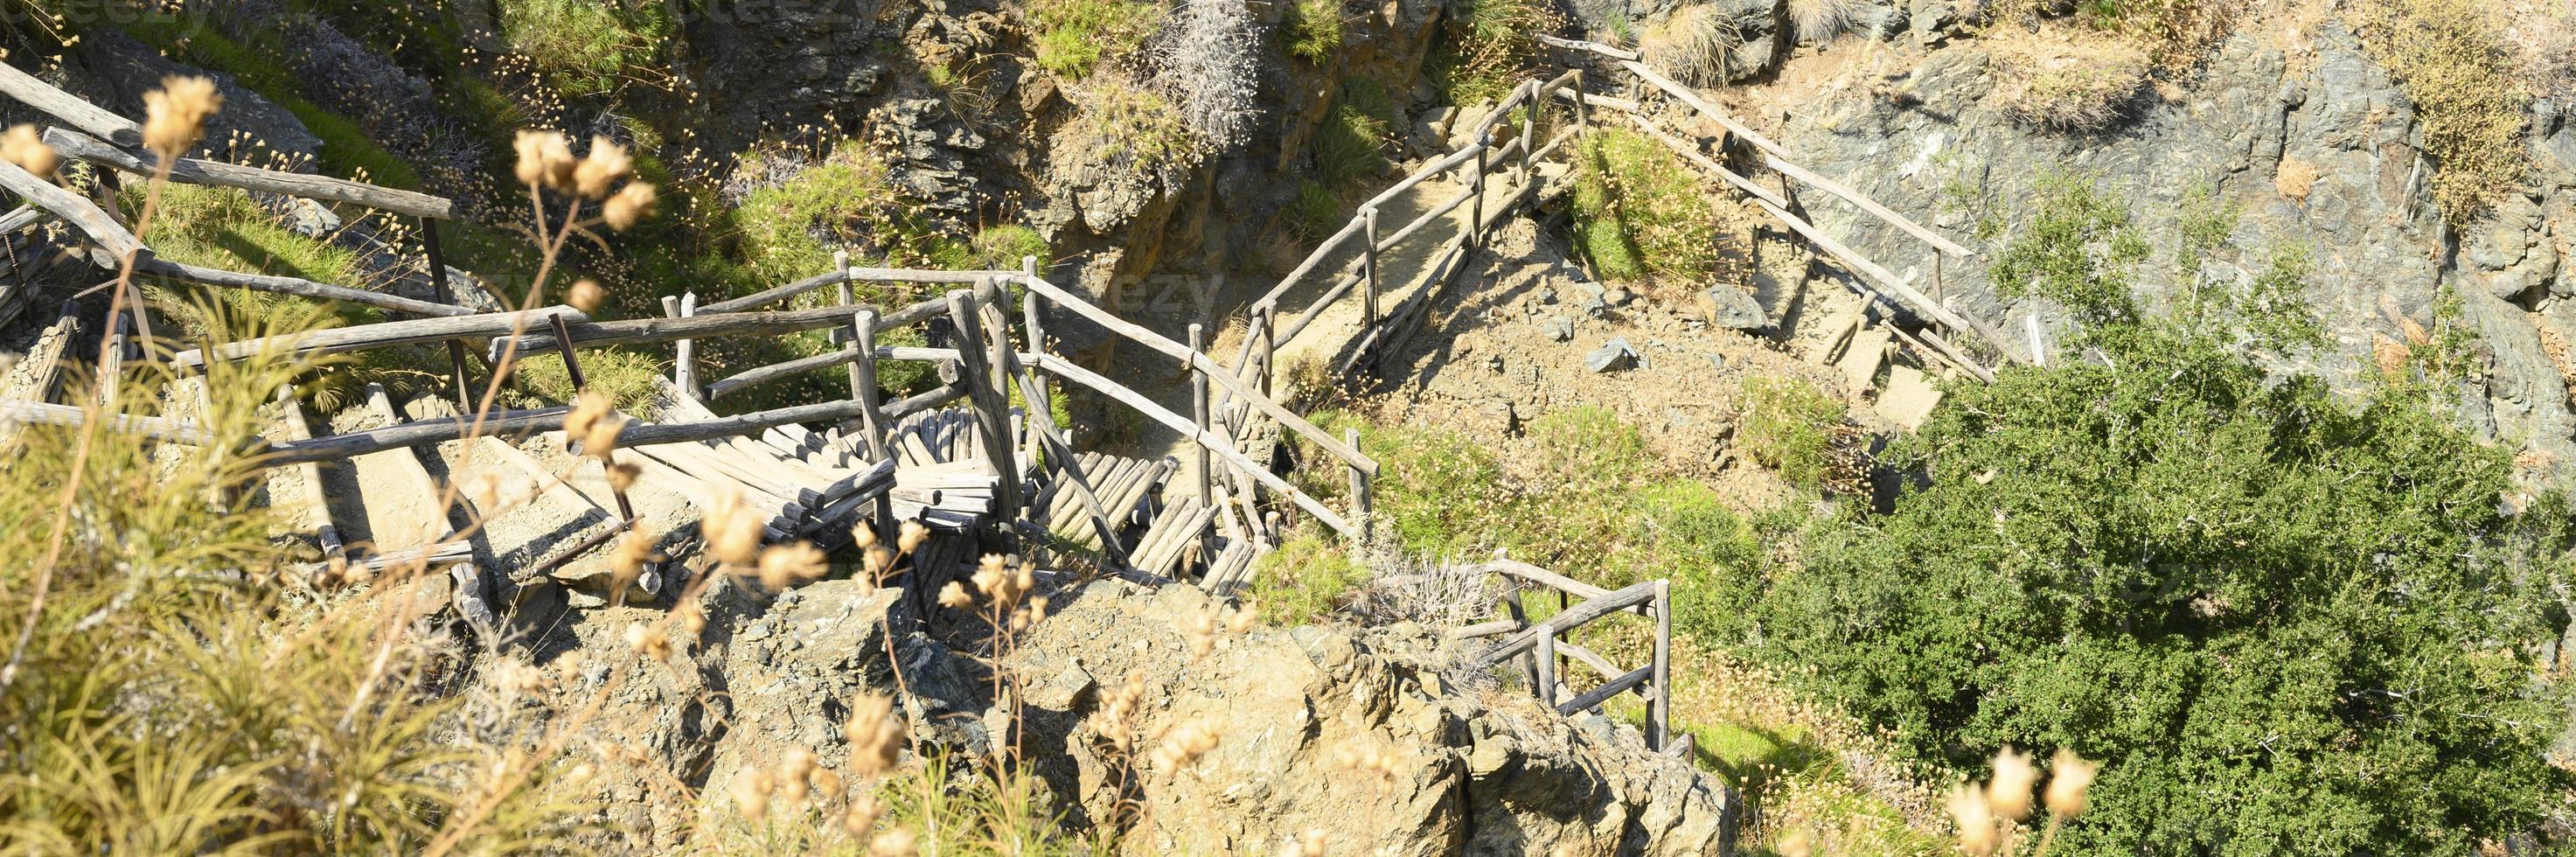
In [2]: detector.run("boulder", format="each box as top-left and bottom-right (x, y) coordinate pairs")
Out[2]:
(1587, 338), (1642, 372)
(1699, 285), (1769, 330)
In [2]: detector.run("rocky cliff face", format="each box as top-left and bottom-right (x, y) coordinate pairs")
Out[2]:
(1744, 8), (2576, 487)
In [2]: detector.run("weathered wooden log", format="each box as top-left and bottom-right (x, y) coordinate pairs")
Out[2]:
(0, 61), (143, 147)
(1017, 274), (1377, 477)
(697, 266), (1013, 313)
(43, 128), (456, 219)
(493, 296), (946, 357)
(1471, 580), (1660, 668)
(0, 153), (138, 257)
(175, 305), (580, 367)
(1535, 32), (1641, 61)
(261, 406), (572, 465)
(1557, 665), (1654, 715)
(1, 399), (213, 443)
(143, 257), (471, 318)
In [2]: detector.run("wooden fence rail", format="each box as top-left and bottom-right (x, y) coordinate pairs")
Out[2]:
(1456, 563), (1674, 754)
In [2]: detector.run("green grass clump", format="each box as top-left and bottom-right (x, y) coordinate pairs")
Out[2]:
(1283, 0), (1343, 61)
(1306, 407), (1759, 589)
(1312, 101), (1389, 189)
(1570, 129), (1722, 284)
(498, 0), (672, 97)
(967, 225), (1050, 270)
(1027, 0), (1164, 78)
(1736, 375), (1845, 490)
(1286, 178), (1343, 239)
(1063, 80), (1199, 172)
(505, 347), (667, 417)
(2349, 0), (2530, 223)
(1988, 170), (2148, 325)
(1250, 533), (1368, 624)
(1434, 0), (1560, 105)
(1725, 324), (2574, 854)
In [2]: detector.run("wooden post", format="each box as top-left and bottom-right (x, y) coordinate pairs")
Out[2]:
(1361, 207), (1380, 329)
(944, 288), (1022, 519)
(1518, 80), (1536, 185)
(420, 215), (470, 414)
(835, 250), (867, 402)
(1020, 255), (1048, 463)
(1504, 590), (1539, 690)
(1535, 625), (1558, 708)
(1651, 579), (1672, 753)
(1345, 427), (1370, 536)
(1257, 303), (1276, 398)
(1188, 324), (1211, 506)
(852, 308), (895, 540)
(1470, 130), (1490, 251)
(1571, 70), (1589, 136)
(673, 292), (700, 398)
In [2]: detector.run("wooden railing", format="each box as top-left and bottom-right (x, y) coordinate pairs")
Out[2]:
(1452, 558), (1676, 755)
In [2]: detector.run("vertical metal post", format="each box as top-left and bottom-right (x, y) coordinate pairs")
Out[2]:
(1652, 579), (1672, 753)
(418, 217), (471, 413)
(547, 312), (587, 391)
(1188, 324), (1211, 506)
(853, 309), (895, 541)
(1361, 207), (1380, 329)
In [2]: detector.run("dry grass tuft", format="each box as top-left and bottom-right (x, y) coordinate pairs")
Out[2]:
(1988, 29), (2152, 134)
(2273, 157), (2322, 203)
(1642, 5), (1743, 87)
(1789, 0), (1870, 43)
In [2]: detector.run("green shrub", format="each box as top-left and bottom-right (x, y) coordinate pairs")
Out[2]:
(968, 225), (1050, 270)
(1062, 79), (1199, 172)
(1250, 533), (1367, 623)
(505, 346), (667, 417)
(498, 0), (672, 97)
(1436, 0), (1559, 105)
(1027, 0), (1164, 78)
(2349, 0), (2530, 223)
(1736, 375), (1844, 490)
(1570, 129), (1722, 284)
(1283, 0), (1343, 61)
(1723, 327), (2573, 854)
(1989, 170), (2148, 325)
(1286, 178), (1344, 239)
(1312, 100), (1389, 189)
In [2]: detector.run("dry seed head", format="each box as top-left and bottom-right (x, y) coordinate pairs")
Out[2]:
(566, 390), (611, 445)
(778, 748), (818, 801)
(812, 767), (846, 805)
(1946, 784), (1999, 857)
(971, 554), (1007, 597)
(609, 526), (660, 604)
(3, 123), (57, 179)
(869, 826), (918, 856)
(701, 491), (764, 568)
(2046, 749), (2099, 819)
(1180, 610), (1217, 660)
(512, 129), (574, 189)
(729, 767), (775, 821)
(572, 136), (633, 199)
(841, 792), (884, 836)
(863, 545), (895, 581)
(581, 413), (627, 456)
(843, 692), (905, 776)
(623, 621), (672, 662)
(143, 75), (220, 158)
(1226, 600), (1257, 634)
(1986, 745), (2037, 822)
(1148, 715), (1224, 771)
(937, 582), (973, 610)
(568, 278), (605, 313)
(895, 519), (928, 554)
(606, 461), (640, 493)
(758, 541), (830, 590)
(602, 181), (658, 230)
(852, 522), (879, 549)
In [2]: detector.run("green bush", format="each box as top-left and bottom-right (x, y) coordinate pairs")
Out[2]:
(966, 225), (1050, 270)
(1988, 170), (2148, 325)
(498, 0), (672, 97)
(1736, 375), (1845, 490)
(1283, 0), (1343, 61)
(1435, 0), (1558, 105)
(1027, 0), (1164, 78)
(1286, 178), (1344, 239)
(1722, 327), (2573, 854)
(1312, 100), (1389, 189)
(1250, 533), (1367, 623)
(1570, 129), (1722, 283)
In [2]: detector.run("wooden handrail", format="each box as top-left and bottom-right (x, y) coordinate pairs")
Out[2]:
(1, 400), (214, 444)
(1034, 353), (1354, 537)
(1016, 274), (1377, 477)
(1471, 579), (1659, 668)
(493, 295), (947, 357)
(173, 305), (581, 368)
(45, 128), (456, 219)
